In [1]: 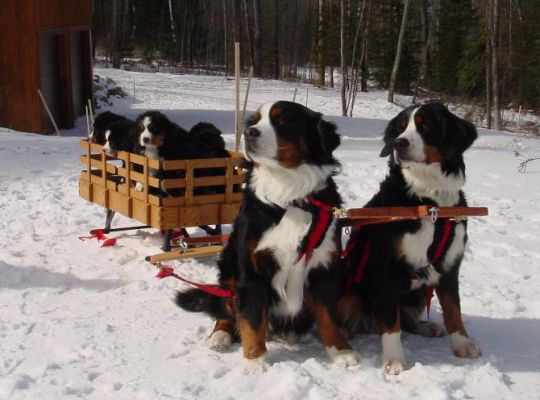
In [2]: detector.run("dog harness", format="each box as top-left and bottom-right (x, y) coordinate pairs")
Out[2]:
(343, 216), (460, 317)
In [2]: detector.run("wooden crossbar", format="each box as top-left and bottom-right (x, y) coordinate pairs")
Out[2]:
(340, 206), (488, 227)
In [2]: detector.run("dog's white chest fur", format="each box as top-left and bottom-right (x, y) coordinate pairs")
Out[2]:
(401, 219), (466, 284)
(255, 207), (336, 316)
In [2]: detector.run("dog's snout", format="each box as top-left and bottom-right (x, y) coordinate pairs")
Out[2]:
(143, 137), (150, 144)
(245, 127), (261, 138)
(393, 138), (409, 151)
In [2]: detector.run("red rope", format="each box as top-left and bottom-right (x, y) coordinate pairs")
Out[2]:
(154, 263), (235, 298)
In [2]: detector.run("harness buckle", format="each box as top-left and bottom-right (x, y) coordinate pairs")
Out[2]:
(429, 207), (439, 223)
(332, 207), (347, 219)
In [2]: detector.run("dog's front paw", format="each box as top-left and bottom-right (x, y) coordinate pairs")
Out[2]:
(206, 330), (232, 351)
(384, 359), (408, 375)
(243, 356), (269, 373)
(134, 182), (144, 192)
(450, 333), (481, 358)
(326, 347), (361, 367)
(417, 321), (445, 338)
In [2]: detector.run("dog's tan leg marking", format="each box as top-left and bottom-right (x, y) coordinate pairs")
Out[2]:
(207, 319), (235, 350)
(308, 294), (360, 366)
(436, 287), (481, 358)
(238, 315), (269, 372)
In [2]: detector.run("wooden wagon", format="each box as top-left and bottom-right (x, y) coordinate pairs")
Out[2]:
(78, 140), (245, 261)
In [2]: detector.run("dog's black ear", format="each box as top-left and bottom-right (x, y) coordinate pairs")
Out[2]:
(380, 114), (402, 157)
(443, 108), (478, 154)
(314, 113), (341, 159)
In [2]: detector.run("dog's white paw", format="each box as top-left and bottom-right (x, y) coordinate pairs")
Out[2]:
(326, 347), (361, 367)
(384, 359), (408, 375)
(450, 333), (481, 358)
(206, 330), (232, 351)
(134, 182), (144, 192)
(417, 321), (445, 338)
(243, 356), (269, 373)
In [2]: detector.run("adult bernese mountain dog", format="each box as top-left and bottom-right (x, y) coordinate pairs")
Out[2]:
(339, 103), (479, 375)
(177, 101), (360, 372)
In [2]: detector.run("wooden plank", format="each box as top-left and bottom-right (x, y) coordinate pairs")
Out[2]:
(344, 206), (488, 219)
(225, 158), (234, 203)
(146, 245), (224, 263)
(185, 160), (194, 206)
(79, 155), (119, 174)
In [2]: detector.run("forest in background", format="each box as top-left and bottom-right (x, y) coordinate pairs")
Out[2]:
(92, 0), (540, 131)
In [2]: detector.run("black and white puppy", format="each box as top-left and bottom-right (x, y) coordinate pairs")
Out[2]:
(136, 111), (190, 161)
(90, 111), (130, 145)
(102, 119), (140, 156)
(176, 101), (359, 372)
(133, 111), (190, 194)
(339, 103), (479, 375)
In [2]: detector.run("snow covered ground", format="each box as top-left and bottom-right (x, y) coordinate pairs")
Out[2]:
(0, 68), (539, 400)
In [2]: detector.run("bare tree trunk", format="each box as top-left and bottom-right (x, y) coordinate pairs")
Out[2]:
(492, 0), (501, 130)
(346, 0), (367, 113)
(359, 0), (371, 93)
(340, 0), (348, 116)
(223, 0), (229, 73)
(486, 0), (492, 129)
(111, 0), (122, 68)
(413, 0), (439, 103)
(274, 0), (280, 79)
(317, 0), (325, 87)
(252, 0), (263, 77)
(242, 0), (255, 70)
(168, 0), (177, 61)
(388, 0), (411, 103)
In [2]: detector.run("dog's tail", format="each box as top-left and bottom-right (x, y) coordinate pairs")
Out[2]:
(175, 289), (231, 320)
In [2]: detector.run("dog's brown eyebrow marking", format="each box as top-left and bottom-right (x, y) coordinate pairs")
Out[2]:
(246, 112), (261, 126)
(414, 114), (424, 125)
(270, 107), (283, 117)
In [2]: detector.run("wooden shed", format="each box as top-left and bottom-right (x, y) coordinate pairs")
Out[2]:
(0, 0), (93, 134)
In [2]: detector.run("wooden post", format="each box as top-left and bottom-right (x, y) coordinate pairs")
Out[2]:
(305, 88), (309, 107)
(241, 65), (253, 130)
(85, 105), (91, 137)
(234, 42), (241, 151)
(87, 98), (94, 124)
(37, 89), (61, 136)
(292, 88), (298, 102)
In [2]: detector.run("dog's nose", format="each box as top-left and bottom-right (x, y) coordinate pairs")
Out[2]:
(143, 137), (150, 144)
(245, 127), (260, 138)
(393, 138), (409, 151)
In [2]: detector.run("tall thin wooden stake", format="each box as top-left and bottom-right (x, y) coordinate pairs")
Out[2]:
(241, 66), (254, 128)
(37, 89), (61, 136)
(87, 98), (94, 124)
(85, 105), (91, 137)
(234, 42), (241, 151)
(292, 88), (298, 102)
(305, 88), (309, 107)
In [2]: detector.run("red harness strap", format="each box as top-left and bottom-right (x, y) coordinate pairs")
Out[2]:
(424, 218), (454, 318)
(296, 198), (335, 264)
(155, 263), (235, 298)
